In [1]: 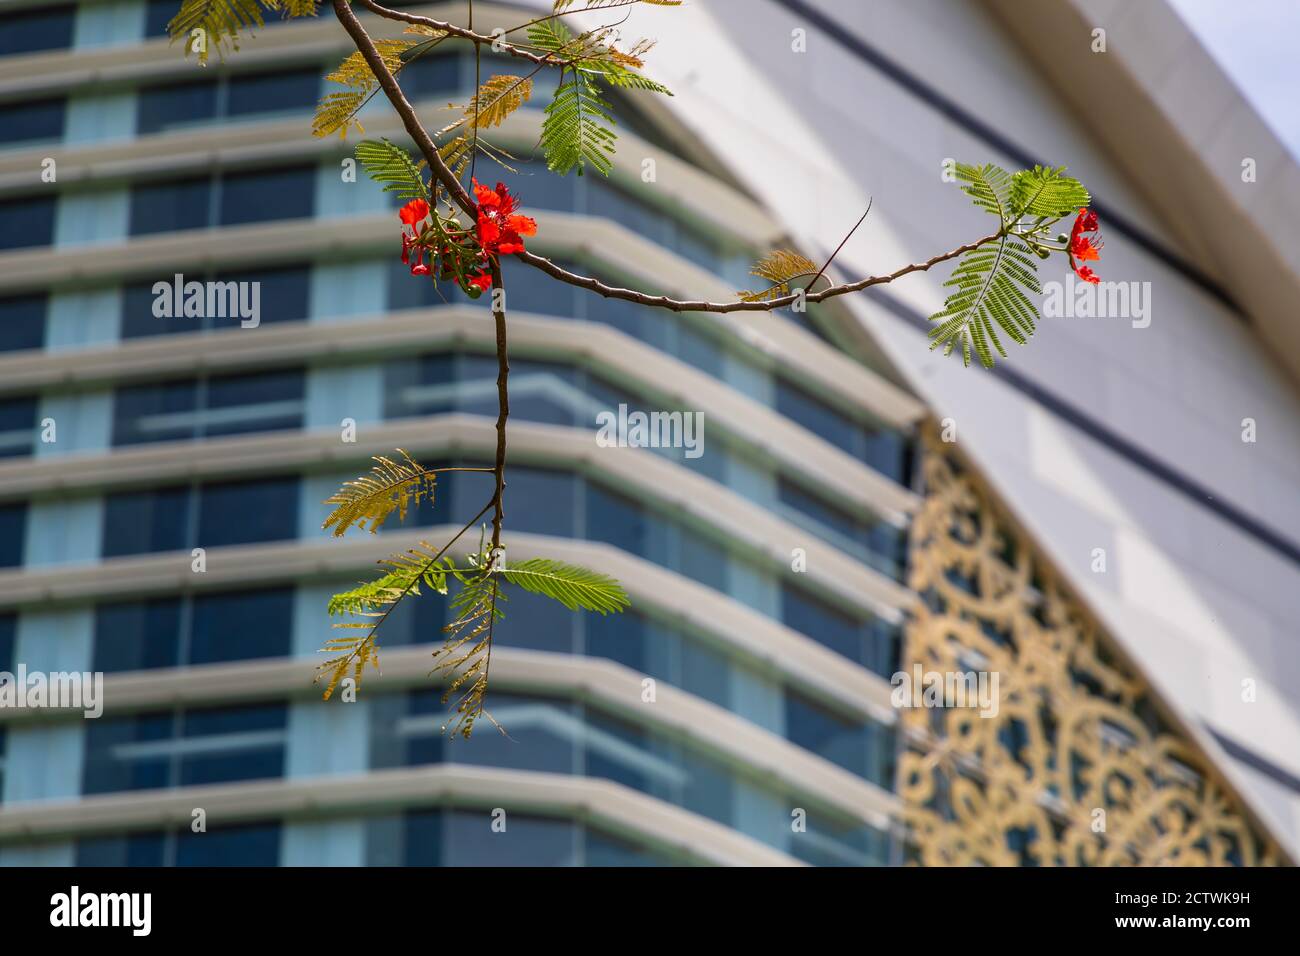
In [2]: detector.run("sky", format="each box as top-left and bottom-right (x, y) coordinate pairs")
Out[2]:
(1168, 0), (1300, 159)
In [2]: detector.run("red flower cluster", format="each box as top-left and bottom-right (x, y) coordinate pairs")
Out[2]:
(1069, 208), (1102, 284)
(473, 178), (536, 255)
(399, 198), (432, 276)
(396, 180), (537, 296)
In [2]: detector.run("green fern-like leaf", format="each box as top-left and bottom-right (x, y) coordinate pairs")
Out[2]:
(956, 162), (1015, 221)
(355, 139), (430, 202)
(327, 544), (454, 616)
(738, 249), (820, 301)
(928, 234), (1042, 369)
(501, 558), (631, 614)
(167, 0), (265, 64)
(322, 449), (437, 537)
(1010, 165), (1091, 219)
(541, 72), (617, 176)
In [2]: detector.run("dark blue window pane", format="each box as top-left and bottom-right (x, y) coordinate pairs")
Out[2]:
(175, 822), (281, 866)
(0, 294), (45, 352)
(93, 598), (183, 673)
(499, 256), (574, 316)
(191, 587), (292, 664)
(136, 80), (218, 135)
(585, 829), (670, 866)
(102, 486), (192, 557)
(112, 379), (198, 446)
(203, 368), (304, 437)
(227, 69), (320, 116)
(196, 477), (298, 548)
(77, 832), (166, 867)
(786, 690), (873, 780)
(144, 0), (178, 39)
(0, 503), (23, 567)
(398, 55), (461, 99)
(130, 177), (212, 236)
(493, 589), (573, 654)
(0, 396), (36, 459)
(776, 379), (858, 453)
(212, 264), (310, 327)
(1, 98), (65, 144)
(219, 166), (314, 226)
(586, 485), (647, 556)
(586, 607), (646, 671)
(0, 196), (55, 250)
(83, 712), (176, 794)
(443, 810), (576, 867)
(502, 467), (575, 538)
(400, 809), (444, 866)
(783, 584), (883, 673)
(0, 5), (75, 57)
(0, 613), (14, 671)
(121, 280), (194, 338)
(179, 704), (286, 787)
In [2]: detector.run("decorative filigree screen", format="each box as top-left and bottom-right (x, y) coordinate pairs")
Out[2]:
(899, 433), (1282, 866)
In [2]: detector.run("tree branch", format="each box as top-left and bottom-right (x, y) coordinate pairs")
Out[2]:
(488, 261), (509, 555)
(333, 0), (477, 217)
(357, 0), (564, 67)
(512, 231), (1002, 314)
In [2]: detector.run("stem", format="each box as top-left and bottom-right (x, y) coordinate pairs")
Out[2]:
(357, 0), (566, 67)
(334, 0), (476, 217)
(488, 260), (509, 555)
(513, 232), (1001, 314)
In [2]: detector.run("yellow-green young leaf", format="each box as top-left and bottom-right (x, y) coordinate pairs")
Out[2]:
(313, 90), (368, 139)
(500, 558), (630, 614)
(737, 249), (819, 302)
(267, 0), (319, 17)
(354, 139), (430, 202)
(315, 39), (414, 139)
(322, 448), (435, 536)
(167, 0), (265, 64)
(327, 39), (412, 88)
(465, 74), (533, 130)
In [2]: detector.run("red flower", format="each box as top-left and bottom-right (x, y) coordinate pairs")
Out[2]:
(1068, 207), (1102, 283)
(399, 199), (430, 228)
(398, 199), (433, 276)
(473, 178), (537, 256)
(467, 271), (493, 293)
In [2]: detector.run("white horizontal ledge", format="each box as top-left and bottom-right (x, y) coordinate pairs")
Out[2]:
(0, 525), (897, 726)
(0, 763), (802, 866)
(0, 307), (919, 521)
(0, 413), (914, 618)
(0, 208), (924, 427)
(0, 646), (899, 830)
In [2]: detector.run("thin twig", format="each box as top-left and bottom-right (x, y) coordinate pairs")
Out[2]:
(513, 232), (1001, 313)
(809, 197), (872, 291)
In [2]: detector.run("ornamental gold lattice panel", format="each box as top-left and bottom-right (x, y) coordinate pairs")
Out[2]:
(899, 432), (1282, 866)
